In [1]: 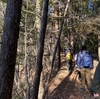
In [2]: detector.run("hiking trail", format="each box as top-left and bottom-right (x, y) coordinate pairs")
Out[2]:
(47, 54), (99, 99)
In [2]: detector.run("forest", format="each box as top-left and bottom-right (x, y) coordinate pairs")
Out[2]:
(0, 0), (100, 99)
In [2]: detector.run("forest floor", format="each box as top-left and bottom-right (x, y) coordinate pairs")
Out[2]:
(47, 54), (99, 99)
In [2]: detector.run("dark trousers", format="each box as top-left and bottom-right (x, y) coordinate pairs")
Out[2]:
(66, 60), (72, 71)
(80, 68), (92, 89)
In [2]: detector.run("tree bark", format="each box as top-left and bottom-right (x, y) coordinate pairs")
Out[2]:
(32, 0), (49, 99)
(35, 0), (44, 99)
(24, 5), (30, 99)
(0, 0), (22, 99)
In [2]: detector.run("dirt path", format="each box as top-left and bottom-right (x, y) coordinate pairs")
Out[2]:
(47, 55), (99, 99)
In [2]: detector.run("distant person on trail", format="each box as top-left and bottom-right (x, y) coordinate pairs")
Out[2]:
(91, 61), (100, 98)
(77, 48), (83, 69)
(77, 46), (93, 92)
(75, 49), (82, 82)
(64, 48), (73, 72)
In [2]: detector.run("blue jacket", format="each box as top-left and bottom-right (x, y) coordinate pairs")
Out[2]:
(77, 50), (93, 69)
(82, 51), (93, 69)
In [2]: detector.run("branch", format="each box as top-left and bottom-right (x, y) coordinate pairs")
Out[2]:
(23, 9), (41, 18)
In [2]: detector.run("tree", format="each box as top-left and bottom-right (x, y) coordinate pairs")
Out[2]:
(32, 0), (49, 99)
(35, 0), (44, 99)
(0, 0), (22, 99)
(51, 0), (70, 77)
(24, 1), (30, 99)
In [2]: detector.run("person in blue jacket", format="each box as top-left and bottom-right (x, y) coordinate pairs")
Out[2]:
(77, 46), (93, 92)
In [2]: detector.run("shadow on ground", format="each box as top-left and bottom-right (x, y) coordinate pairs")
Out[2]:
(46, 59), (98, 99)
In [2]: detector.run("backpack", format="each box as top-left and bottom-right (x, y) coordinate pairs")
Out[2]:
(82, 52), (92, 67)
(66, 51), (72, 61)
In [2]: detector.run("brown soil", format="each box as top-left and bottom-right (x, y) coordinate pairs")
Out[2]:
(47, 54), (99, 99)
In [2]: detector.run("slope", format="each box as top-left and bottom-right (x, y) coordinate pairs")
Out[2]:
(47, 54), (99, 99)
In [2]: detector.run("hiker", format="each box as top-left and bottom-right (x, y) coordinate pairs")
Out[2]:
(77, 46), (93, 92)
(75, 49), (82, 82)
(64, 48), (73, 72)
(91, 61), (100, 98)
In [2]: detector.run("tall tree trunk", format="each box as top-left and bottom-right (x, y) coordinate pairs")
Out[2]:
(32, 0), (49, 99)
(0, 0), (22, 99)
(42, 1), (71, 99)
(35, 0), (41, 33)
(58, 41), (61, 69)
(54, 1), (61, 70)
(35, 0), (44, 99)
(50, 0), (70, 80)
(35, 0), (41, 46)
(24, 2), (30, 98)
